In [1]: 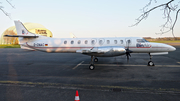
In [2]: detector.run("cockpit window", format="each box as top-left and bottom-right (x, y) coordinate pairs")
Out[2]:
(137, 39), (149, 43)
(144, 39), (149, 42)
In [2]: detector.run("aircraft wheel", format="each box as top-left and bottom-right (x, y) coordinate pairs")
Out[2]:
(89, 64), (95, 70)
(94, 58), (98, 62)
(148, 61), (155, 66)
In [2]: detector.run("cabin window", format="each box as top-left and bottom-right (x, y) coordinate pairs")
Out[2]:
(91, 40), (95, 45)
(85, 40), (88, 44)
(99, 40), (103, 45)
(114, 40), (117, 44)
(127, 40), (131, 44)
(107, 40), (110, 44)
(120, 40), (123, 44)
(64, 41), (67, 44)
(78, 40), (81, 44)
(99, 39), (105, 45)
(71, 40), (74, 44)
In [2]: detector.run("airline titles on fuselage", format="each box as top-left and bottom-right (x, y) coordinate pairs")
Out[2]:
(136, 43), (151, 48)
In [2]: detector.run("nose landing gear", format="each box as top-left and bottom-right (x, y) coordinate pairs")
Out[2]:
(89, 64), (95, 70)
(94, 57), (98, 62)
(148, 53), (155, 66)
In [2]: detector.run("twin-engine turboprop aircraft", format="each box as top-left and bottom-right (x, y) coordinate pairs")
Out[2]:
(5, 21), (176, 70)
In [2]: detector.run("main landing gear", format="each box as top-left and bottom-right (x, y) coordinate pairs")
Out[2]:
(89, 56), (95, 70)
(89, 56), (99, 70)
(148, 53), (155, 66)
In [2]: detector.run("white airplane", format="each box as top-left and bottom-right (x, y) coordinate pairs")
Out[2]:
(5, 21), (176, 70)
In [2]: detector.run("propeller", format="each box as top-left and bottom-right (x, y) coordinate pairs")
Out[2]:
(126, 48), (131, 61)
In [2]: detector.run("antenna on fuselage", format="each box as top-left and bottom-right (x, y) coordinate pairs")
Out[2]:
(70, 33), (77, 38)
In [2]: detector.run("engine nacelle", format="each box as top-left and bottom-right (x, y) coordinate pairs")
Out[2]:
(87, 46), (126, 57)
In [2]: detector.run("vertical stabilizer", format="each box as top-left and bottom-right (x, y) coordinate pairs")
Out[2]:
(14, 21), (39, 50)
(14, 21), (36, 36)
(14, 21), (37, 44)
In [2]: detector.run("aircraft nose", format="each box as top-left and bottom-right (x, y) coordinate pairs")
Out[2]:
(168, 45), (176, 51)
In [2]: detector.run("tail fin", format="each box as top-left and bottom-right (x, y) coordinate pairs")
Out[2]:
(11, 21), (36, 50)
(14, 20), (36, 36)
(4, 21), (47, 50)
(4, 21), (38, 38)
(13, 21), (39, 50)
(4, 20), (47, 50)
(14, 21), (39, 44)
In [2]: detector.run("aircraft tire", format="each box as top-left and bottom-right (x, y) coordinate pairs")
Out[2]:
(148, 61), (155, 66)
(89, 64), (95, 70)
(94, 58), (98, 62)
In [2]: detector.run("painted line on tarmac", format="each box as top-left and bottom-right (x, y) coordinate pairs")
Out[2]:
(72, 61), (84, 69)
(80, 64), (180, 67)
(0, 80), (180, 93)
(177, 62), (180, 64)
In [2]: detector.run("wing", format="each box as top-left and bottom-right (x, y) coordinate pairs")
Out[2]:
(76, 46), (126, 57)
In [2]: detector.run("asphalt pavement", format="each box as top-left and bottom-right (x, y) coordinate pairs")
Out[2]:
(0, 46), (180, 101)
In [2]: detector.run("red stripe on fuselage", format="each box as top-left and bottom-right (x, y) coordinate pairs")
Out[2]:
(26, 43), (167, 49)
(26, 43), (93, 49)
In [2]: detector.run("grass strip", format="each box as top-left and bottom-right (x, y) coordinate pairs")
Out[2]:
(0, 45), (20, 48)
(149, 40), (180, 43)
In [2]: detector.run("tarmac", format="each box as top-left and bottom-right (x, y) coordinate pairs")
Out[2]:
(0, 46), (180, 101)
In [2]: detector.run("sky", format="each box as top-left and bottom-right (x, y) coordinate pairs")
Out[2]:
(0, 0), (180, 38)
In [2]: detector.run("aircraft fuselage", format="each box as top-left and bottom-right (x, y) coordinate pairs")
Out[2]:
(24, 37), (175, 56)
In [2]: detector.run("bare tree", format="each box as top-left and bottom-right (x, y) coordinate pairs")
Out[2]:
(0, 0), (15, 18)
(132, 0), (180, 37)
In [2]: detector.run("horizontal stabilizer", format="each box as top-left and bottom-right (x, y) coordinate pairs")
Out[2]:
(4, 35), (39, 38)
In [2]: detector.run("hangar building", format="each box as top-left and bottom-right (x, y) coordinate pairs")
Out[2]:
(0, 23), (53, 44)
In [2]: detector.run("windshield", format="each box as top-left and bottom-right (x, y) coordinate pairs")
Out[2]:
(137, 39), (149, 43)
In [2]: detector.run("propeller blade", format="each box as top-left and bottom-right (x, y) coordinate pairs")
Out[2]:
(127, 54), (129, 60)
(125, 40), (132, 63)
(126, 54), (129, 63)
